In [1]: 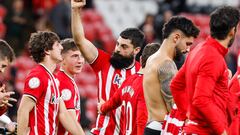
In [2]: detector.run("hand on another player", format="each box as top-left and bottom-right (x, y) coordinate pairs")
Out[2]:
(6, 122), (17, 133)
(71, 0), (86, 9)
(0, 84), (17, 107)
(97, 98), (105, 114)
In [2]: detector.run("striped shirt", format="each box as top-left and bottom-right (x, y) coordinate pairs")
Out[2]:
(90, 49), (140, 135)
(23, 64), (60, 135)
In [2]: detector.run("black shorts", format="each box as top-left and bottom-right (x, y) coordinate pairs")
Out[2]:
(144, 121), (162, 135)
(144, 127), (161, 135)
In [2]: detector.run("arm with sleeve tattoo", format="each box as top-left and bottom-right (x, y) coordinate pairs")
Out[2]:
(158, 60), (178, 112)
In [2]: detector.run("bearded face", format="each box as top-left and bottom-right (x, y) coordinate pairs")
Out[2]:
(110, 52), (134, 69)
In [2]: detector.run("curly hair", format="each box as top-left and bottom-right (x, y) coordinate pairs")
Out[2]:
(120, 28), (145, 48)
(0, 40), (15, 62)
(210, 6), (240, 40)
(162, 16), (200, 39)
(29, 31), (60, 63)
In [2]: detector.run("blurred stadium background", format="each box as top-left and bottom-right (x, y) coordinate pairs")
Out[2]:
(0, 0), (239, 133)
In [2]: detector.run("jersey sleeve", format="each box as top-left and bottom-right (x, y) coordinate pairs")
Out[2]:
(170, 62), (187, 114)
(101, 87), (122, 114)
(23, 72), (46, 102)
(193, 56), (225, 134)
(60, 85), (75, 110)
(90, 49), (110, 73)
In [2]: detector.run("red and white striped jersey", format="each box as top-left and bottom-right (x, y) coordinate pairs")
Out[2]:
(23, 64), (60, 135)
(56, 69), (81, 135)
(162, 104), (186, 135)
(90, 49), (140, 135)
(101, 73), (148, 135)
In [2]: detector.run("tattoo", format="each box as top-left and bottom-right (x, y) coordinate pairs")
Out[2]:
(158, 60), (178, 112)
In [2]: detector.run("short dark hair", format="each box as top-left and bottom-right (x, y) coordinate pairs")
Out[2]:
(29, 31), (60, 63)
(210, 6), (240, 40)
(61, 38), (79, 54)
(0, 40), (15, 62)
(162, 16), (199, 39)
(120, 28), (145, 48)
(141, 43), (160, 68)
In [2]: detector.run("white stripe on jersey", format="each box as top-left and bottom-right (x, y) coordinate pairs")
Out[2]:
(131, 66), (136, 74)
(98, 71), (102, 100)
(121, 69), (126, 82)
(106, 66), (115, 100)
(34, 106), (38, 135)
(113, 107), (122, 135)
(100, 115), (110, 135)
(44, 80), (52, 135)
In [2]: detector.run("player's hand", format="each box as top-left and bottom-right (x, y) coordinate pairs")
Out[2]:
(6, 122), (16, 133)
(221, 130), (227, 135)
(71, 0), (86, 9)
(97, 98), (105, 114)
(0, 88), (17, 107)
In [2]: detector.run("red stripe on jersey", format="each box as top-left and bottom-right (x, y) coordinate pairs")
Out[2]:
(23, 64), (60, 135)
(56, 70), (81, 135)
(90, 49), (140, 135)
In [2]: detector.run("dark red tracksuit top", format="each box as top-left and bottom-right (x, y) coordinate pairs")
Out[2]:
(170, 37), (229, 135)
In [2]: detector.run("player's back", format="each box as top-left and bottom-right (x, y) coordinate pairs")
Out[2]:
(120, 73), (147, 135)
(144, 52), (175, 121)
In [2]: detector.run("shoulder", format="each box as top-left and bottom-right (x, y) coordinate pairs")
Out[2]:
(157, 59), (178, 80)
(27, 66), (48, 81)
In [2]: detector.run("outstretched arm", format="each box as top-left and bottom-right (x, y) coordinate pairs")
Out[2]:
(71, 0), (98, 63)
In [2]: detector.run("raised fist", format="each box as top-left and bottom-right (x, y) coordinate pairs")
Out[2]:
(71, 0), (86, 8)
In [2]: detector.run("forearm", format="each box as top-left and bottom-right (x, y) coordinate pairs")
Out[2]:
(71, 8), (85, 43)
(59, 110), (84, 135)
(101, 93), (122, 114)
(17, 108), (29, 135)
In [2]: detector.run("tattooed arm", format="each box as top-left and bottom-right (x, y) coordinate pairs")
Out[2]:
(158, 60), (178, 112)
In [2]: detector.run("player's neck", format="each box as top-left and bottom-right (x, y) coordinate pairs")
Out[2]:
(61, 67), (74, 78)
(126, 59), (136, 69)
(159, 39), (175, 60)
(215, 38), (230, 49)
(40, 60), (57, 73)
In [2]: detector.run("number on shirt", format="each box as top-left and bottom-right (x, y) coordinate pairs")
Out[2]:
(122, 101), (133, 135)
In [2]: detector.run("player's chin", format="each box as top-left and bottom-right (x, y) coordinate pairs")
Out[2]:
(74, 68), (82, 74)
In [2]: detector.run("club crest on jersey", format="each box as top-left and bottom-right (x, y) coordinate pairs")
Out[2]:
(61, 89), (72, 101)
(50, 94), (59, 104)
(113, 74), (123, 88)
(28, 77), (40, 89)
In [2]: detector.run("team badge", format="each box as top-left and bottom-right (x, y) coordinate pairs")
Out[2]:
(113, 74), (123, 88)
(61, 89), (72, 101)
(28, 77), (40, 89)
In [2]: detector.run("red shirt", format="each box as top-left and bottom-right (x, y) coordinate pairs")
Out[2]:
(100, 73), (147, 135)
(23, 64), (60, 135)
(170, 37), (229, 134)
(56, 70), (81, 135)
(90, 49), (140, 135)
(228, 72), (240, 135)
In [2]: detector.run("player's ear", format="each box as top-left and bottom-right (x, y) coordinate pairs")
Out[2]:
(44, 49), (50, 55)
(133, 47), (141, 55)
